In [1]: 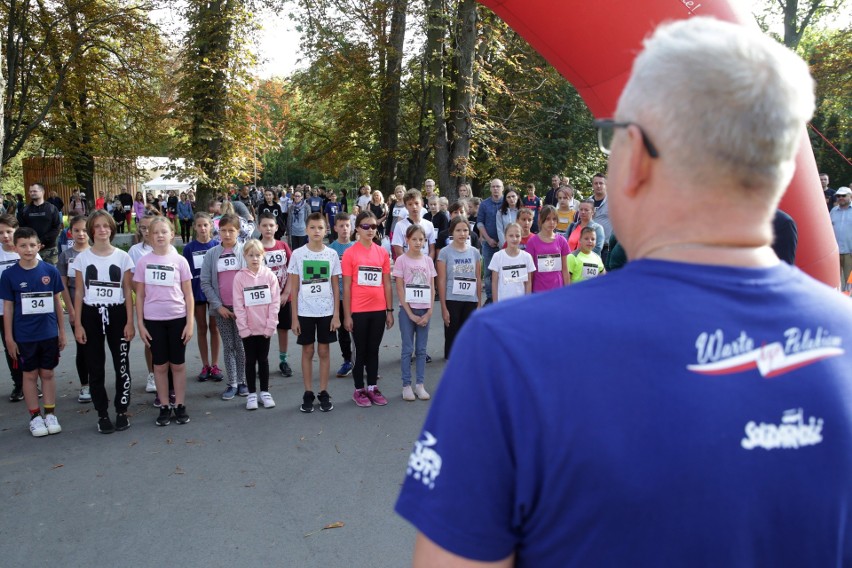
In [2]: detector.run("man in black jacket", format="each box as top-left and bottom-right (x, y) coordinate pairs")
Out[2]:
(20, 183), (62, 265)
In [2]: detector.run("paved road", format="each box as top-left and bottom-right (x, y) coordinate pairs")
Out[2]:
(0, 306), (449, 567)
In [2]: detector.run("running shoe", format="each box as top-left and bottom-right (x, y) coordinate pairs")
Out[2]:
(336, 361), (353, 377)
(197, 365), (211, 382)
(279, 361), (293, 377)
(9, 387), (24, 402)
(300, 391), (315, 413)
(153, 396), (163, 408)
(352, 388), (372, 407)
(98, 416), (115, 434)
(246, 393), (258, 410)
(221, 386), (237, 401)
(30, 415), (48, 437)
(44, 414), (62, 434)
(174, 405), (190, 424)
(318, 390), (333, 412)
(365, 386), (388, 406)
(237, 384), (249, 397)
(209, 365), (224, 381)
(115, 413), (130, 431)
(145, 372), (156, 393)
(402, 385), (415, 401)
(259, 391), (276, 408)
(409, 354), (433, 365)
(156, 406), (171, 426)
(414, 384), (431, 400)
(78, 385), (92, 403)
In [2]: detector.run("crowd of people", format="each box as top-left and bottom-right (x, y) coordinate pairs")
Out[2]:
(1, 172), (615, 438)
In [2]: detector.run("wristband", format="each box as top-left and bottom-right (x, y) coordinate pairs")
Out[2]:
(386, 308), (394, 313)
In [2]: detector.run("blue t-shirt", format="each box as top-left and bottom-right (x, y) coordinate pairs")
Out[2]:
(324, 202), (341, 226)
(396, 260), (852, 566)
(307, 196), (323, 214)
(328, 240), (354, 297)
(183, 238), (220, 302)
(0, 260), (64, 341)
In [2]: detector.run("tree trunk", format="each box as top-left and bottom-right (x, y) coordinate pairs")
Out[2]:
(378, 0), (408, 197)
(407, 55), (431, 190)
(426, 0), (452, 198)
(448, 0), (477, 194)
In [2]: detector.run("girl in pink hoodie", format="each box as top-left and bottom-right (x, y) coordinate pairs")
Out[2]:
(233, 239), (280, 410)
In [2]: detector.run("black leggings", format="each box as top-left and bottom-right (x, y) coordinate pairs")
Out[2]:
(0, 314), (22, 389)
(351, 310), (385, 389)
(444, 300), (477, 359)
(242, 335), (271, 393)
(179, 219), (192, 242)
(81, 304), (131, 416)
(70, 322), (89, 386)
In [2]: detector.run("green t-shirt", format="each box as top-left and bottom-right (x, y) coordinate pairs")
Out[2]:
(567, 250), (605, 283)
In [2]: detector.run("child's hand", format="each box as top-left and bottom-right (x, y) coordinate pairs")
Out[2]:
(385, 310), (394, 330)
(6, 339), (17, 360)
(139, 324), (152, 347)
(182, 323), (194, 345)
(124, 322), (135, 342)
(442, 307), (450, 327)
(218, 306), (234, 319)
(344, 315), (354, 333)
(418, 312), (431, 327)
(58, 331), (66, 351)
(330, 316), (340, 332)
(75, 325), (87, 344)
(292, 320), (301, 337)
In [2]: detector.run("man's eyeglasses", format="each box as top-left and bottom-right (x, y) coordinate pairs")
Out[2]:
(594, 119), (660, 158)
(359, 224), (378, 231)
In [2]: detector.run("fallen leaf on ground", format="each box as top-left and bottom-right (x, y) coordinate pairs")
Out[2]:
(244, 482), (255, 488)
(166, 438), (173, 445)
(172, 466), (185, 475)
(304, 521), (345, 537)
(129, 441), (138, 447)
(51, 464), (64, 470)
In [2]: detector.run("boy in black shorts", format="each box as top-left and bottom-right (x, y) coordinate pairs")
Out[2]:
(0, 228), (66, 437)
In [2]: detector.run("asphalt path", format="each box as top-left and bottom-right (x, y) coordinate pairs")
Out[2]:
(0, 302), (450, 567)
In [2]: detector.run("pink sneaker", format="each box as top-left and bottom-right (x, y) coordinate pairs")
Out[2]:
(366, 386), (388, 406)
(352, 388), (372, 407)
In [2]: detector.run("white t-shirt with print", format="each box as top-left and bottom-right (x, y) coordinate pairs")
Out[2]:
(287, 245), (341, 318)
(72, 248), (135, 306)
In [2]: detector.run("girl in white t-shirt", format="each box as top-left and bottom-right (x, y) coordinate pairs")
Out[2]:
(392, 224), (436, 401)
(488, 223), (536, 302)
(73, 211), (136, 434)
(134, 217), (194, 427)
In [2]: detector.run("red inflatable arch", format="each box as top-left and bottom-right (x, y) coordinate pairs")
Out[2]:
(480, 0), (838, 286)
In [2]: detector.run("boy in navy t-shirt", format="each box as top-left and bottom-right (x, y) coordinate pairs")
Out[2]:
(0, 228), (66, 437)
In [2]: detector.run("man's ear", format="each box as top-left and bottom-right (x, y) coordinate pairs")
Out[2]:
(620, 124), (654, 199)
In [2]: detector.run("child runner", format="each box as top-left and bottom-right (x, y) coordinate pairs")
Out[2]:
(386, 185), (407, 247)
(0, 228), (66, 436)
(489, 222), (536, 302)
(437, 215), (481, 360)
(495, 187), (521, 248)
(0, 215), (26, 402)
(183, 212), (223, 382)
(257, 212), (294, 377)
(288, 212), (341, 413)
(57, 214), (91, 403)
(134, 217), (194, 426)
(555, 186), (576, 236)
(526, 205), (571, 293)
(567, 226), (606, 283)
(328, 215), (355, 378)
(200, 213), (248, 400)
(391, 189), (436, 261)
(233, 239), (280, 410)
(392, 224), (436, 401)
(73, 210), (136, 433)
(343, 210), (393, 407)
(128, 214), (158, 395)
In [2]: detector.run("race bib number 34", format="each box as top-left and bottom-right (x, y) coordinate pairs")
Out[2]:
(21, 292), (54, 315)
(357, 266), (382, 287)
(145, 264), (176, 286)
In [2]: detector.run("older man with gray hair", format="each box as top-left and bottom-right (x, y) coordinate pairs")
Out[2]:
(396, 17), (852, 566)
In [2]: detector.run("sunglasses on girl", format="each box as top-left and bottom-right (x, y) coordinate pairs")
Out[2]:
(359, 223), (378, 231)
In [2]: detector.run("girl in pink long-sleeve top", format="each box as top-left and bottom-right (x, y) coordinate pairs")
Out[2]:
(233, 239), (280, 410)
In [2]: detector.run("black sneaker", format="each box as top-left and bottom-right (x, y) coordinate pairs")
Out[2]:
(174, 404), (190, 425)
(279, 360), (293, 377)
(115, 413), (130, 431)
(9, 387), (23, 402)
(156, 406), (171, 427)
(97, 416), (115, 434)
(300, 391), (315, 413)
(318, 390), (334, 412)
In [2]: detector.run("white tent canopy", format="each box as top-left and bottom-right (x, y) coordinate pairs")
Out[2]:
(138, 157), (195, 193)
(142, 175), (194, 193)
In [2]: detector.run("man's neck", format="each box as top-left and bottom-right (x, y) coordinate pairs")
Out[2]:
(32, 198), (44, 206)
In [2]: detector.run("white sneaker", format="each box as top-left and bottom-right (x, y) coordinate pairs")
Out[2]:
(414, 384), (431, 400)
(402, 385), (415, 401)
(259, 391), (276, 408)
(44, 413), (62, 434)
(29, 415), (48, 437)
(145, 373), (156, 393)
(78, 385), (91, 403)
(246, 393), (258, 410)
